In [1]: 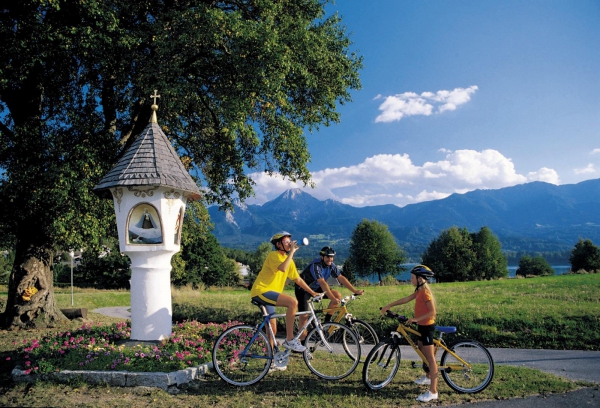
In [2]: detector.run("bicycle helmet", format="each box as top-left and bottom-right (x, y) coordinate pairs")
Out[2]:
(410, 264), (435, 279)
(270, 231), (292, 246)
(319, 246), (336, 257)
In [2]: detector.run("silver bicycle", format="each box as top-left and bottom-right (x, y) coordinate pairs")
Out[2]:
(212, 294), (361, 386)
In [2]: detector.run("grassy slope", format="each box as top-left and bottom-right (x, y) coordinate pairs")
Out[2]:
(171, 274), (600, 350)
(0, 275), (597, 407)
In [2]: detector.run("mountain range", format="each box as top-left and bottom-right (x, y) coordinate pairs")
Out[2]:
(208, 178), (600, 261)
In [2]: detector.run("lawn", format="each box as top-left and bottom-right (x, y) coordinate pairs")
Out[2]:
(0, 273), (598, 407)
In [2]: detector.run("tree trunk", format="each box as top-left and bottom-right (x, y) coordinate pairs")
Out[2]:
(1, 242), (66, 330)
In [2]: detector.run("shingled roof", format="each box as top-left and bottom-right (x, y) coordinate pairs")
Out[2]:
(93, 119), (201, 200)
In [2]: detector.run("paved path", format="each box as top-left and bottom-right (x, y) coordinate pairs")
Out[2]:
(92, 307), (599, 406)
(92, 306), (131, 319)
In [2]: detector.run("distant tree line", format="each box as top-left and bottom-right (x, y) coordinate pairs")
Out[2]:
(8, 220), (600, 290)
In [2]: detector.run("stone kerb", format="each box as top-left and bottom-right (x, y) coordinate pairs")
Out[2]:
(12, 362), (213, 391)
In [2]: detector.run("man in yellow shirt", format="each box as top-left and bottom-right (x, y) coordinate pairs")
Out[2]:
(250, 231), (318, 352)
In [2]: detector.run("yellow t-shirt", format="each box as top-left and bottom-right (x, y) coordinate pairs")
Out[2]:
(250, 251), (299, 297)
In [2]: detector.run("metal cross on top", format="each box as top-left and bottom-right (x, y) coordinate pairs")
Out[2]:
(150, 90), (161, 105)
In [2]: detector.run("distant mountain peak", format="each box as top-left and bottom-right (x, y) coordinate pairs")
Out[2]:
(281, 188), (308, 199)
(208, 178), (600, 259)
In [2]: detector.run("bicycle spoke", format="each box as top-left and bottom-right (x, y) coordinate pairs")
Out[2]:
(346, 318), (379, 362)
(362, 342), (400, 390)
(212, 325), (271, 386)
(303, 322), (361, 380)
(440, 340), (494, 393)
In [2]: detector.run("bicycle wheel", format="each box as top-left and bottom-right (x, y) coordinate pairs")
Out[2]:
(212, 324), (272, 386)
(344, 318), (379, 362)
(303, 322), (361, 380)
(362, 341), (401, 390)
(440, 340), (494, 393)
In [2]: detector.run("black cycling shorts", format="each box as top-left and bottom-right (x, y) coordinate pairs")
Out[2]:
(418, 324), (436, 346)
(294, 285), (326, 312)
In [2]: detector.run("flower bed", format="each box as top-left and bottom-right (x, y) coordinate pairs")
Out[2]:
(10, 320), (241, 375)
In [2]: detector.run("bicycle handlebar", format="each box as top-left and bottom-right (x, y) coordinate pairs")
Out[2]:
(311, 293), (326, 303)
(380, 308), (409, 323)
(340, 294), (356, 305)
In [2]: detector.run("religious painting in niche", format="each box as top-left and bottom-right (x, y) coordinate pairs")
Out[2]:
(174, 206), (184, 245)
(127, 203), (163, 244)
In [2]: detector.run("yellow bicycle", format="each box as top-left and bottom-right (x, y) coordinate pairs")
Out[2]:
(322, 295), (379, 361)
(363, 310), (494, 393)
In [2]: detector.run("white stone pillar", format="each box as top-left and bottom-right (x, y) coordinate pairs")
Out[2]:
(127, 251), (175, 341)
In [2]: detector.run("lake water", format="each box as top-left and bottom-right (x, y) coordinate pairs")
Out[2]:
(363, 264), (572, 284)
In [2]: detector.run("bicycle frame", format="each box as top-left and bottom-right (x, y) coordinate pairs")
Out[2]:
(322, 295), (354, 325)
(389, 319), (473, 373)
(242, 295), (333, 363)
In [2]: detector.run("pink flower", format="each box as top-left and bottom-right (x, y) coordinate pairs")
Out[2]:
(5, 357), (10, 361)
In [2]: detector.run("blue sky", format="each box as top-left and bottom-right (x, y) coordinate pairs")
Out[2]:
(246, 0), (600, 207)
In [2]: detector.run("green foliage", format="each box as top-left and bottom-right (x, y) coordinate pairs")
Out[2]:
(178, 203), (241, 287)
(422, 226), (508, 282)
(516, 255), (555, 277)
(569, 238), (600, 272)
(340, 260), (357, 285)
(421, 226), (475, 282)
(505, 249), (571, 266)
(0, 0), (361, 324)
(0, 250), (14, 285)
(347, 219), (407, 284)
(471, 227), (509, 279)
(246, 242), (272, 284)
(75, 248), (131, 289)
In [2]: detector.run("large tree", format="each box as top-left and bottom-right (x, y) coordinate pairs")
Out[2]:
(421, 226), (508, 282)
(516, 255), (554, 277)
(421, 226), (475, 283)
(569, 238), (600, 273)
(470, 226), (508, 280)
(0, 0), (362, 329)
(347, 219), (406, 284)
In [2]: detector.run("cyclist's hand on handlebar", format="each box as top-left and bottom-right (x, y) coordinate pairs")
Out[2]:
(380, 305), (390, 316)
(354, 290), (364, 296)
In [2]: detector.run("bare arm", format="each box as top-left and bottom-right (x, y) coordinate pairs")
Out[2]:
(337, 275), (364, 296)
(294, 277), (319, 298)
(381, 292), (417, 315)
(317, 278), (339, 301)
(277, 243), (298, 272)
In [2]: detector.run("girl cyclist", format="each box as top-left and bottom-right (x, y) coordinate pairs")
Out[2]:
(381, 265), (438, 403)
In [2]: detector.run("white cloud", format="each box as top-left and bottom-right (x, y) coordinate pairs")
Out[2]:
(574, 164), (596, 175)
(591, 149), (600, 155)
(246, 148), (557, 207)
(375, 86), (478, 123)
(527, 168), (560, 184)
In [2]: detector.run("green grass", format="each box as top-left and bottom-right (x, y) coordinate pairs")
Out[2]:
(172, 274), (600, 350)
(53, 287), (131, 310)
(0, 274), (597, 407)
(0, 357), (590, 407)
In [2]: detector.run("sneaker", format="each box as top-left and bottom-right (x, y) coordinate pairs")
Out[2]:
(282, 339), (306, 352)
(416, 391), (438, 402)
(414, 375), (431, 385)
(268, 364), (288, 373)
